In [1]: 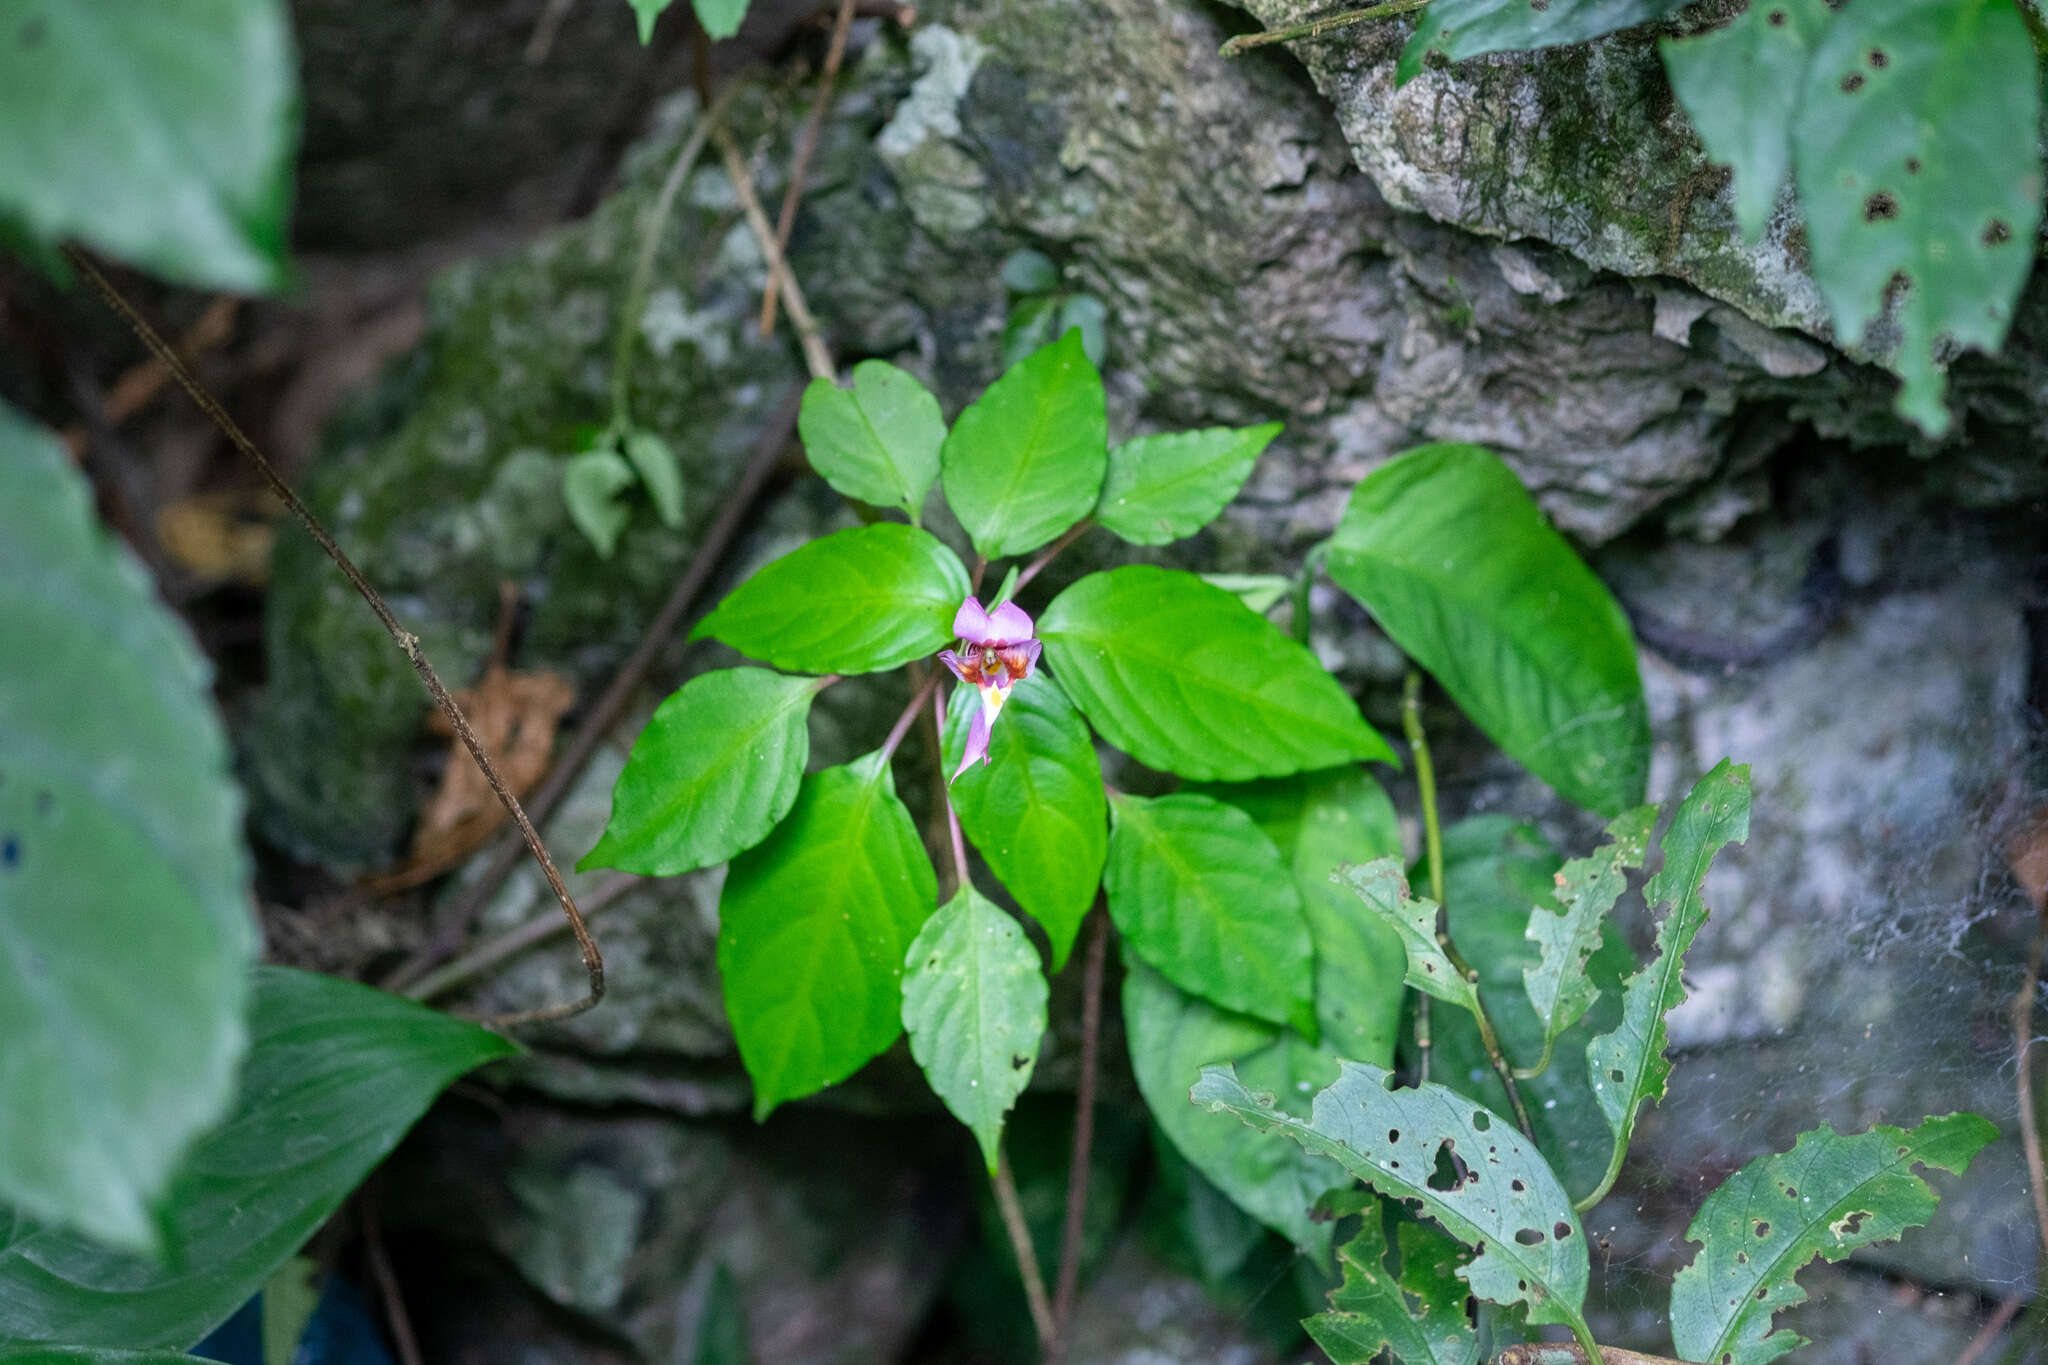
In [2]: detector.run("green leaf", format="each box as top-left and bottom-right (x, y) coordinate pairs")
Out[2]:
(0, 409), (255, 1251)
(1519, 805), (1655, 1077)
(1307, 1214), (1479, 1365)
(1399, 0), (1689, 84)
(623, 429), (685, 528)
(628, 0), (675, 42)
(579, 668), (822, 876)
(941, 673), (1106, 969)
(1105, 793), (1316, 1036)
(690, 1264), (749, 1365)
(1326, 444), (1647, 814)
(0, 0), (295, 291)
(0, 967), (516, 1349)
(692, 523), (970, 675)
(798, 361), (945, 520)
(1058, 295), (1109, 368)
(901, 886), (1050, 1172)
(1001, 294), (1062, 371)
(1338, 859), (1479, 1019)
(0, 1351), (218, 1364)
(1122, 959), (1340, 1255)
(1194, 1062), (1594, 1339)
(259, 1258), (319, 1365)
(718, 751), (936, 1118)
(1201, 574), (1292, 616)
(691, 0), (750, 40)
(1791, 0), (2042, 436)
(563, 448), (637, 559)
(1660, 0), (1833, 241)
(1000, 249), (1059, 294)
(941, 330), (1108, 559)
(1669, 1114), (1998, 1365)
(1584, 760), (1752, 1205)
(1095, 423), (1281, 547)
(1040, 565), (1395, 781)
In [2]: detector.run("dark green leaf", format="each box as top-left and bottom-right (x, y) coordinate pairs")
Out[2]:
(691, 0), (750, 40)
(1194, 1062), (1594, 1339)
(690, 1264), (749, 1365)
(0, 967), (516, 1349)
(1040, 565), (1395, 781)
(1660, 0), (1833, 240)
(718, 752), (935, 1118)
(1105, 793), (1315, 1036)
(0, 1351), (217, 1364)
(1058, 295), (1108, 367)
(1326, 444), (1647, 814)
(0, 410), (254, 1251)
(1670, 1114), (1997, 1365)
(1000, 249), (1059, 294)
(579, 668), (823, 876)
(1001, 295), (1062, 371)
(941, 673), (1106, 970)
(1584, 761), (1751, 1206)
(901, 886), (1049, 1172)
(1791, 0), (2041, 436)
(798, 361), (945, 520)
(563, 448), (636, 559)
(941, 330), (1107, 559)
(691, 523), (969, 675)
(0, 0), (294, 290)
(1307, 1213), (1478, 1365)
(623, 429), (685, 528)
(1520, 805), (1655, 1077)
(1399, 0), (1689, 84)
(1096, 423), (1281, 547)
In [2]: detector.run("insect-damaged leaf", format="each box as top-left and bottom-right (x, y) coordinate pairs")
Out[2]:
(1520, 805), (1655, 1078)
(1398, 0), (1690, 85)
(1337, 859), (1480, 1021)
(1307, 1211), (1478, 1365)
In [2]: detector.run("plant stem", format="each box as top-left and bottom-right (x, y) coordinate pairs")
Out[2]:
(1049, 908), (1109, 1358)
(994, 1145), (1058, 1348)
(935, 687), (971, 895)
(1218, 0), (1429, 57)
(1013, 521), (1090, 592)
(714, 123), (835, 382)
(759, 0), (859, 336)
(409, 871), (638, 1002)
(880, 671), (943, 763)
(1491, 1344), (1692, 1365)
(1402, 671), (1533, 1138)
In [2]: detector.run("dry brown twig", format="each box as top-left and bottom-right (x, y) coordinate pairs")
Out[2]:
(758, 0), (859, 336)
(2009, 808), (2048, 1260)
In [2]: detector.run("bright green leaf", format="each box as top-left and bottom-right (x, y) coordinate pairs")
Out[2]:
(1001, 294), (1062, 371)
(628, 0), (675, 42)
(1307, 1213), (1479, 1365)
(1792, 0), (2042, 436)
(1105, 793), (1316, 1036)
(798, 361), (945, 520)
(1194, 1062), (1594, 1339)
(1326, 444), (1647, 814)
(563, 448), (636, 559)
(718, 752), (935, 1118)
(941, 673), (1106, 969)
(1059, 295), (1108, 367)
(1660, 0), (1833, 240)
(941, 330), (1107, 559)
(0, 967), (516, 1349)
(1520, 805), (1655, 1078)
(1399, 0), (1689, 84)
(691, 0), (750, 40)
(0, 409), (255, 1252)
(1200, 574), (1292, 616)
(623, 429), (685, 528)
(579, 668), (823, 876)
(1040, 565), (1395, 781)
(1337, 859), (1479, 1020)
(901, 886), (1049, 1172)
(692, 523), (969, 674)
(1670, 1114), (1997, 1365)
(0, 0), (295, 291)
(1096, 423), (1281, 547)
(1584, 760), (1752, 1207)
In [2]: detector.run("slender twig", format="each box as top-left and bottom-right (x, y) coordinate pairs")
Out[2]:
(1218, 0), (1429, 57)
(1013, 522), (1090, 593)
(1049, 908), (1109, 1360)
(994, 1145), (1058, 1347)
(935, 687), (972, 894)
(714, 124), (834, 382)
(759, 0), (858, 336)
(880, 670), (943, 763)
(2014, 897), (2048, 1257)
(1954, 1290), (2027, 1365)
(1402, 672), (1532, 1137)
(1490, 1345), (1688, 1365)
(361, 1199), (425, 1365)
(385, 391), (801, 991)
(408, 871), (638, 1003)
(64, 245), (603, 1029)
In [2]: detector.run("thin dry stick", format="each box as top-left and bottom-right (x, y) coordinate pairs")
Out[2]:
(1013, 521), (1090, 593)
(714, 123), (835, 381)
(2014, 898), (2048, 1256)
(408, 871), (639, 1003)
(1953, 1290), (2027, 1365)
(64, 245), (603, 1029)
(880, 670), (943, 762)
(1049, 908), (1109, 1359)
(1218, 0), (1429, 57)
(993, 1145), (1058, 1347)
(361, 1200), (425, 1365)
(759, 0), (859, 336)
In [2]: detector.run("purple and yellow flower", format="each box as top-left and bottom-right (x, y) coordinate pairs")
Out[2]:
(938, 596), (1041, 780)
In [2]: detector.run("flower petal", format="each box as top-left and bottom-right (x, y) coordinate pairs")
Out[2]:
(985, 600), (1034, 645)
(937, 649), (974, 685)
(952, 701), (993, 782)
(953, 596), (994, 643)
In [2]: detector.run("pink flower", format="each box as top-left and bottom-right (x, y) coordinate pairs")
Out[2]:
(937, 596), (1041, 781)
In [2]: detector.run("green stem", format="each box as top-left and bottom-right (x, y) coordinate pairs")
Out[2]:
(1575, 1133), (1628, 1214)
(993, 1144), (1058, 1348)
(1402, 672), (1534, 1140)
(1218, 0), (1430, 57)
(1290, 560), (1313, 647)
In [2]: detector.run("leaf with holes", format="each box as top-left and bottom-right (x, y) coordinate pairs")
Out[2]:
(1584, 761), (1751, 1205)
(1398, 0), (1690, 84)
(1661, 0), (1833, 240)
(1307, 1212), (1479, 1365)
(941, 673), (1105, 969)
(692, 523), (970, 674)
(579, 668), (824, 876)
(1105, 793), (1316, 1037)
(1326, 444), (1646, 815)
(1040, 565), (1394, 781)
(799, 361), (945, 521)
(1792, 0), (2042, 436)
(1520, 805), (1655, 1079)
(0, 967), (516, 1349)
(718, 752), (935, 1118)
(0, 410), (255, 1252)
(901, 886), (1049, 1173)
(1095, 423), (1281, 547)
(1337, 859), (1480, 1021)
(941, 330), (1108, 559)
(1194, 1061), (1594, 1339)
(1670, 1114), (1997, 1365)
